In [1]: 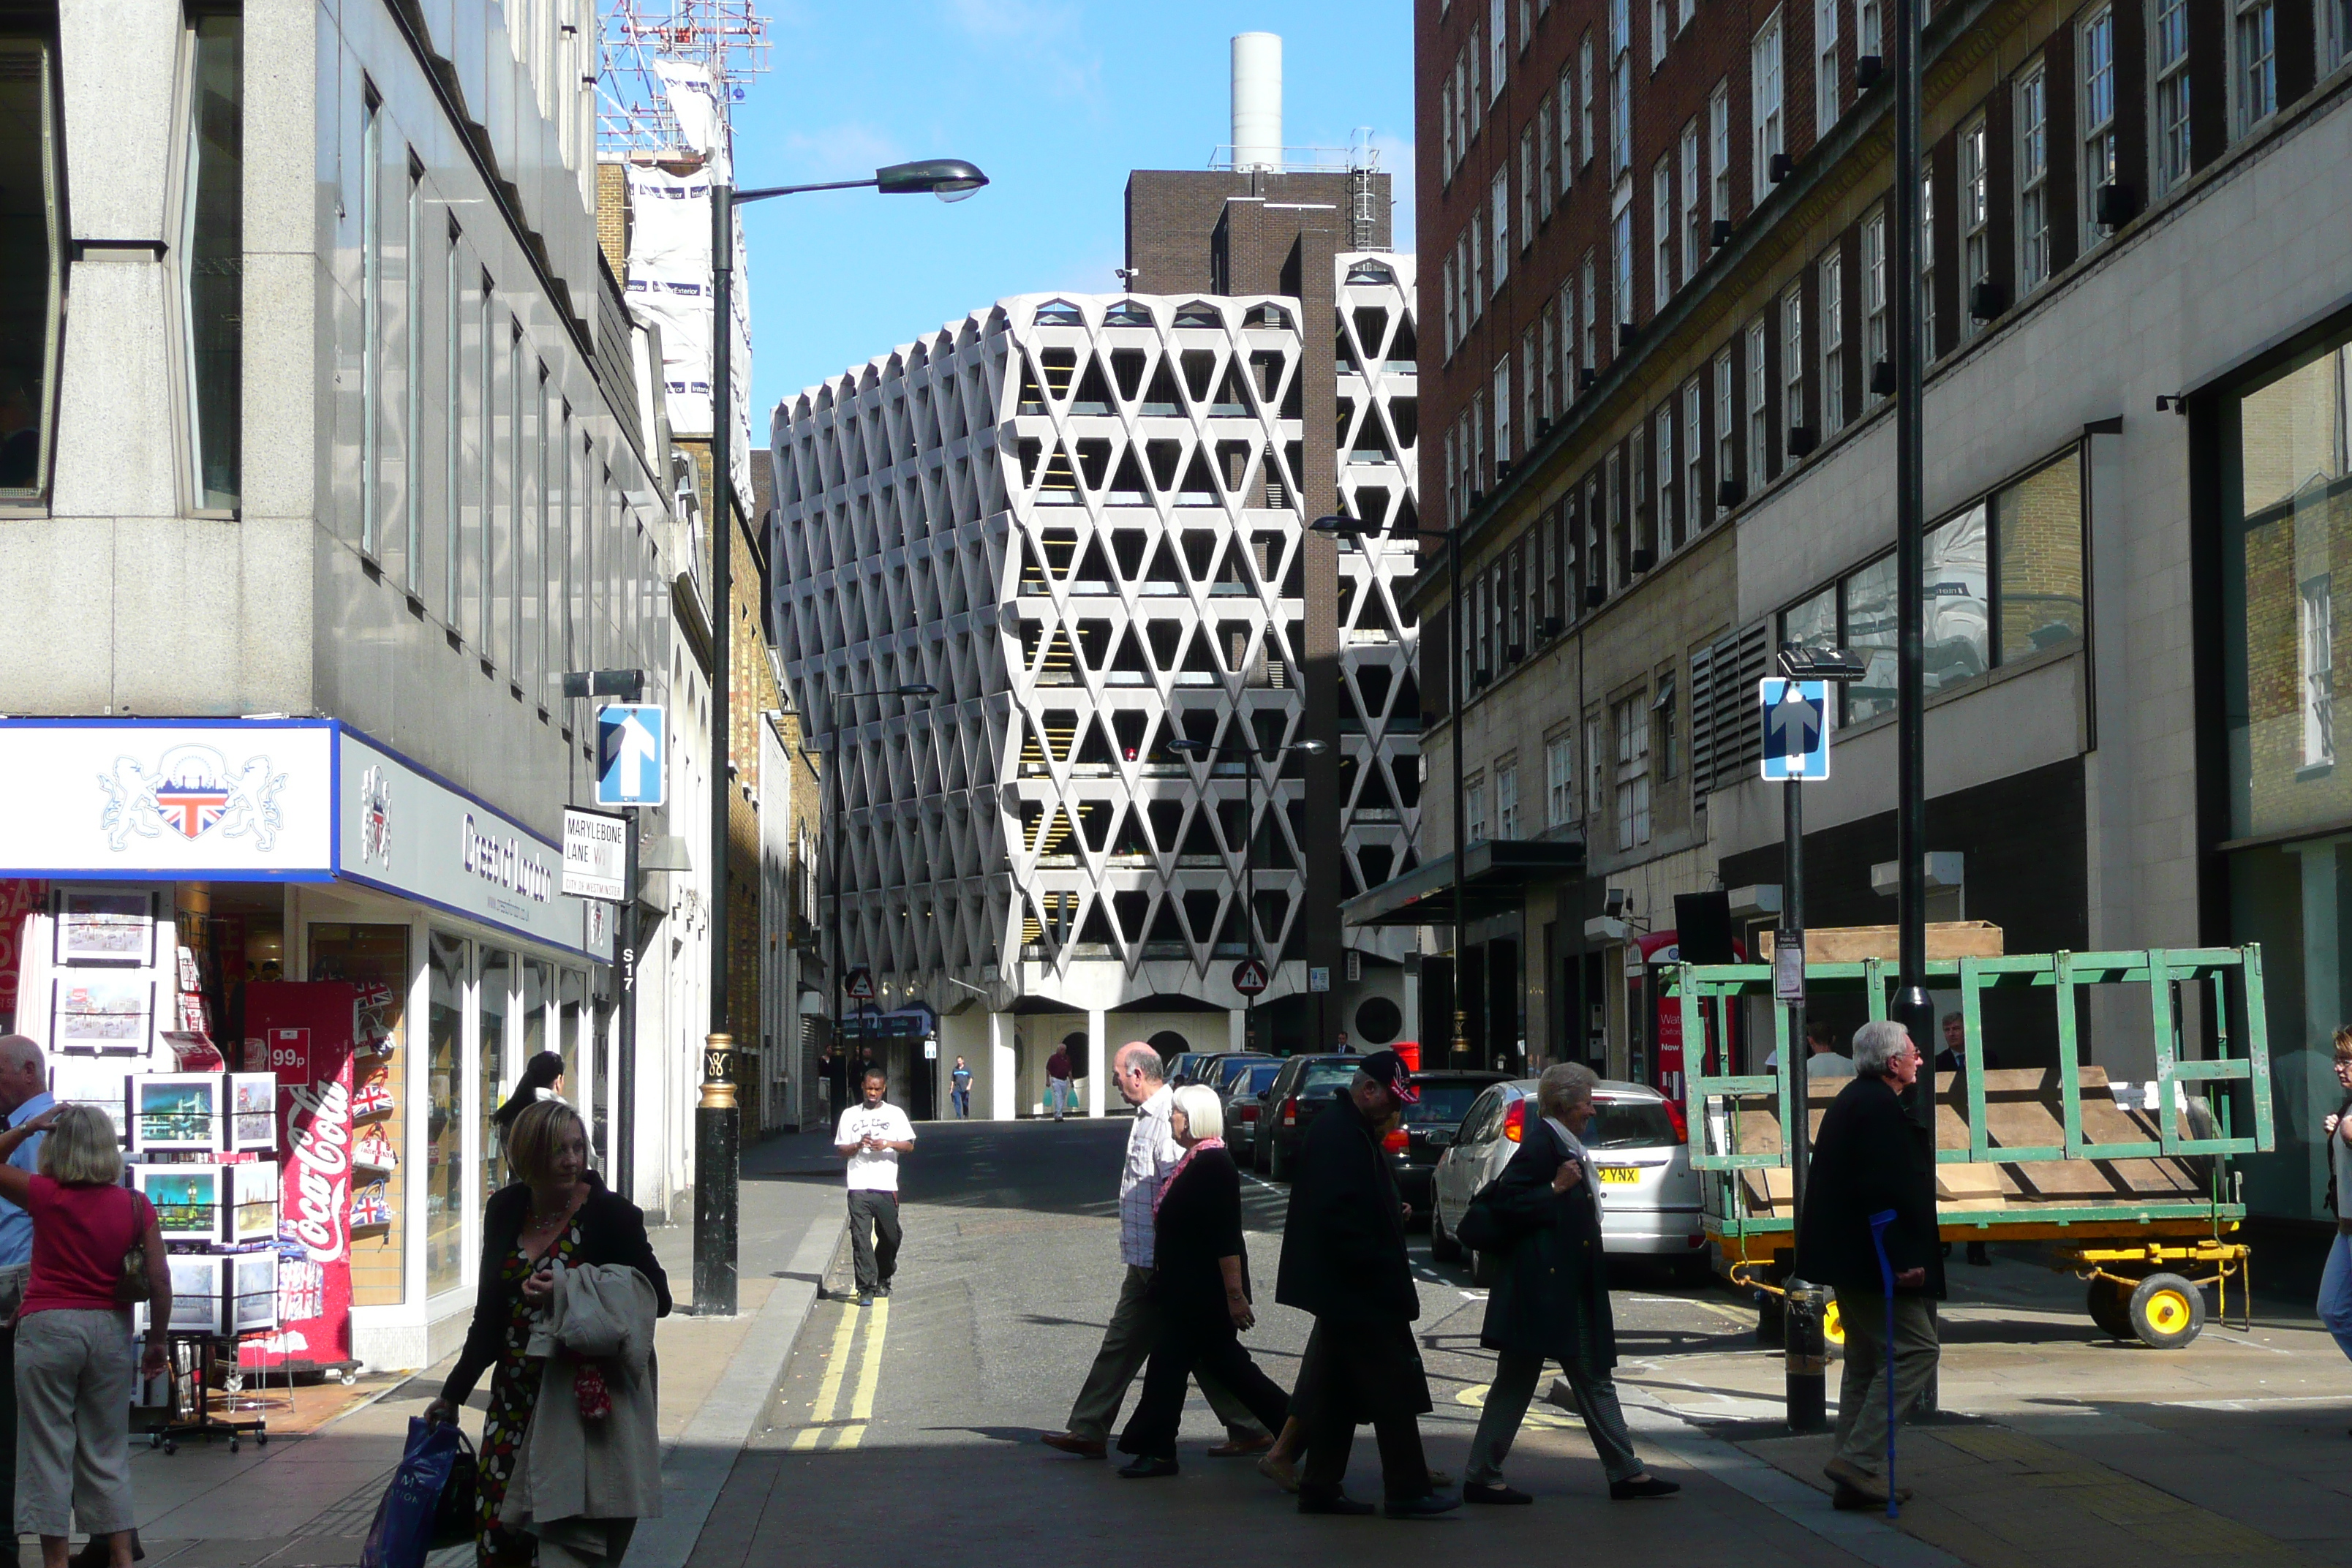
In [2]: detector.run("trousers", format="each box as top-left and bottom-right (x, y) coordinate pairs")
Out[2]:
(1118, 1321), (1292, 1458)
(1465, 1348), (1641, 1485)
(14, 1310), (135, 1539)
(1832, 1291), (1941, 1476)
(2319, 1229), (2352, 1362)
(1063, 1265), (1267, 1443)
(1297, 1316), (1433, 1501)
(845, 1191), (901, 1294)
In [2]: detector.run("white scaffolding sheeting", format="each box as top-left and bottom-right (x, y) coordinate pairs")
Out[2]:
(625, 163), (753, 495)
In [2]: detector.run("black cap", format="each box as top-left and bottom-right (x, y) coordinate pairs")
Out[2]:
(1358, 1049), (1419, 1104)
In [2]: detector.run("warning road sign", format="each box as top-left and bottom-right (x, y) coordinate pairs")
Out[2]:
(1232, 958), (1270, 996)
(843, 967), (875, 1001)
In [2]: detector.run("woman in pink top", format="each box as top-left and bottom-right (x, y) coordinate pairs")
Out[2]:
(0, 1105), (170, 1568)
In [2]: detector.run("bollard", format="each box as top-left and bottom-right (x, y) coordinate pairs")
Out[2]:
(1784, 1278), (1829, 1432)
(693, 1033), (740, 1316)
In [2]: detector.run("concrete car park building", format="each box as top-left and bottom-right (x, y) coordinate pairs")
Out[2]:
(767, 38), (1425, 1117)
(1391, 0), (2352, 1224)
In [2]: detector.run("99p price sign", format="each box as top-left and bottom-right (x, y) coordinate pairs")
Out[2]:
(265, 1028), (312, 1082)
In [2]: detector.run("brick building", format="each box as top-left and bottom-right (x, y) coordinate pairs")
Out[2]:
(1382, 0), (2352, 1223)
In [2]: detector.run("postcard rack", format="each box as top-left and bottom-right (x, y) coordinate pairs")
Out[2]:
(147, 1333), (282, 1455)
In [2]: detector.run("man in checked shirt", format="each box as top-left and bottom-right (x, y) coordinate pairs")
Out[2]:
(1039, 1041), (1274, 1459)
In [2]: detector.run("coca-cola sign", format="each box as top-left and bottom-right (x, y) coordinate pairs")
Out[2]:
(284, 1079), (351, 1263)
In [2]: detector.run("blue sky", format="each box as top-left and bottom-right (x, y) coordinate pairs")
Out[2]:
(729, 0), (1415, 422)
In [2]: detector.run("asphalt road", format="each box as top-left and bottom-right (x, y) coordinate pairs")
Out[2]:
(686, 1118), (1875, 1568)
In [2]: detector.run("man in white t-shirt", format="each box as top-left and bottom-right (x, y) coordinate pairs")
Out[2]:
(834, 1067), (916, 1307)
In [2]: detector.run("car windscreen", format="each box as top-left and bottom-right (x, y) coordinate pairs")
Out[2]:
(1234, 1063), (1282, 1096)
(1584, 1099), (1680, 1149)
(1297, 1061), (1360, 1096)
(1402, 1083), (1489, 1126)
(1211, 1057), (1267, 1092)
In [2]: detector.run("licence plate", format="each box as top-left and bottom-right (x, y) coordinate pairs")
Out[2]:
(1597, 1166), (1643, 1185)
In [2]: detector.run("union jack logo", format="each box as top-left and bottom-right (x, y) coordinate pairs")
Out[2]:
(99, 744), (286, 853)
(154, 785), (230, 839)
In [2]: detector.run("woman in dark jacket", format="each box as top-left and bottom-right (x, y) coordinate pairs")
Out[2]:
(1115, 1085), (1293, 1478)
(1460, 1063), (1678, 1504)
(426, 1099), (671, 1567)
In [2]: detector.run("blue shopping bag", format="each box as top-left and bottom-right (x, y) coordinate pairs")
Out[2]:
(360, 1417), (473, 1568)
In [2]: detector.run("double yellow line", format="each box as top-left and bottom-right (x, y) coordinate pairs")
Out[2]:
(788, 1297), (889, 1452)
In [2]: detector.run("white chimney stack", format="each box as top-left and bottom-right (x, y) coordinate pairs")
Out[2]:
(1231, 33), (1282, 173)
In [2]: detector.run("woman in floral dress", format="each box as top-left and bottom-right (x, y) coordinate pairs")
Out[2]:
(426, 1101), (670, 1567)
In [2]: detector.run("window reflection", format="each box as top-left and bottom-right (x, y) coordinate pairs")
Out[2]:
(427, 932), (468, 1297)
(1844, 554), (1900, 724)
(1923, 503), (1989, 696)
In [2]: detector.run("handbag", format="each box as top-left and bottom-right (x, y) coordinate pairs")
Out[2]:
(361, 1417), (477, 1568)
(113, 1191), (152, 1308)
(1455, 1178), (1510, 1255)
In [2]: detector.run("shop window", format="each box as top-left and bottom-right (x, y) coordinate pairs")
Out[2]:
(181, 12), (241, 512)
(427, 931), (468, 1298)
(1994, 453), (2084, 659)
(478, 946), (511, 1199)
(0, 34), (61, 501)
(309, 923), (409, 1306)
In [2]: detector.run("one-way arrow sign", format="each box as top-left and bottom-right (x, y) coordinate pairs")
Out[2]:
(1759, 679), (1832, 781)
(597, 704), (666, 807)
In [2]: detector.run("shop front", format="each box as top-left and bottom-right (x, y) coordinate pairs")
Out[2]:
(0, 718), (614, 1372)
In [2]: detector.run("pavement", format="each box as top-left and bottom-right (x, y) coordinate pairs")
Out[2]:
(685, 1118), (2352, 1568)
(80, 1128), (848, 1568)
(79, 1115), (2352, 1568)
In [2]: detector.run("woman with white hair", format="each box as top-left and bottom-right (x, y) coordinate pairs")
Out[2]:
(1115, 1083), (1293, 1478)
(0, 1104), (170, 1568)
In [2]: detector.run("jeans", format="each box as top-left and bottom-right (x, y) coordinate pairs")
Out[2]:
(2319, 1229), (2352, 1362)
(1048, 1079), (1072, 1119)
(1465, 1349), (1642, 1486)
(1832, 1292), (1940, 1477)
(845, 1190), (902, 1295)
(951, 1085), (970, 1118)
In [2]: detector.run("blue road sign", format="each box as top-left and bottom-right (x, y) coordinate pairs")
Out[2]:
(1759, 679), (1832, 781)
(596, 704), (666, 807)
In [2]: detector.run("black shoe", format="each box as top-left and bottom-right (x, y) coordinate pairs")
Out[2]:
(875, 1283), (893, 1297)
(1609, 1476), (1682, 1501)
(1463, 1482), (1534, 1505)
(1299, 1490), (1376, 1517)
(1118, 1455), (1179, 1479)
(1384, 1490), (1463, 1518)
(853, 1293), (873, 1308)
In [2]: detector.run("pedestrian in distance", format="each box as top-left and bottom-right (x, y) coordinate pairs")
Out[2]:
(818, 1045), (846, 1123)
(1042, 1043), (1271, 1460)
(0, 1033), (56, 1546)
(427, 1100), (671, 1568)
(1796, 1019), (1943, 1510)
(1459, 1063), (1679, 1504)
(2316, 1026), (2352, 1412)
(1115, 1085), (1294, 1478)
(834, 1068), (915, 1306)
(950, 1056), (973, 1120)
(1767, 1019), (1856, 1077)
(0, 1103), (167, 1568)
(1046, 1043), (1074, 1121)
(489, 1051), (567, 1186)
(1275, 1049), (1459, 1518)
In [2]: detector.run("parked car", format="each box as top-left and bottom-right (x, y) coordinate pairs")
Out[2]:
(1428, 1077), (1706, 1284)
(1384, 1071), (1508, 1214)
(1165, 1051), (1218, 1086)
(1222, 1060), (1285, 1161)
(1252, 1055), (1363, 1180)
(1206, 1052), (1277, 1096)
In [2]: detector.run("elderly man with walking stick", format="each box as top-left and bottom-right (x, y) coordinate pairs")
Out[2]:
(1796, 1019), (1943, 1510)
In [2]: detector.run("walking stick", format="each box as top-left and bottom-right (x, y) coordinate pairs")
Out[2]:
(1866, 1208), (1900, 1520)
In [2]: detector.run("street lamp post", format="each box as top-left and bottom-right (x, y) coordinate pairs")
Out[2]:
(1311, 513), (1469, 1063)
(696, 157), (984, 1317)
(1170, 731), (1327, 1052)
(1889, 0), (1935, 1096)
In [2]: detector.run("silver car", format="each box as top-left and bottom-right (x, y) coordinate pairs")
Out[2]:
(1428, 1077), (1708, 1284)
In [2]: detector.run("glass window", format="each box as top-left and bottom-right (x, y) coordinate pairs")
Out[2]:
(1498, 764), (1520, 838)
(1714, 348), (1736, 502)
(1681, 119), (1703, 277)
(1780, 582), (1836, 655)
(1921, 171), (1938, 353)
(1653, 158), (1675, 307)
(2017, 65), (2050, 290)
(1745, 317), (1769, 491)
(1709, 79), (1731, 223)
(445, 227), (464, 619)
(1820, 249), (1844, 436)
(1683, 380), (1705, 532)
(1612, 203), (1634, 333)
(309, 924), (410, 1305)
(2152, 0), (2192, 194)
(1923, 503), (1991, 696)
(1961, 115), (1989, 331)
(2081, 8), (2116, 250)
(1752, 10), (1784, 203)
(478, 947), (511, 1194)
(1844, 552), (1899, 723)
(2234, 0), (2276, 135)
(182, 15), (241, 511)
(1613, 691), (1651, 848)
(427, 931), (468, 1297)
(1782, 282), (1805, 442)
(1547, 732), (1576, 825)
(0, 34), (61, 501)
(2225, 333), (2352, 841)
(1995, 453), (2084, 660)
(403, 159), (422, 577)
(1816, 0), (1840, 131)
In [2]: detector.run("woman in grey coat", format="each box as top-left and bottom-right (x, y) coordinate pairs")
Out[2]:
(1460, 1063), (1680, 1505)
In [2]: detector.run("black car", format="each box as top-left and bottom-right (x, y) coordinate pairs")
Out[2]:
(1385, 1071), (1509, 1212)
(1251, 1055), (1363, 1180)
(1165, 1051), (1217, 1086)
(1205, 1052), (1276, 1095)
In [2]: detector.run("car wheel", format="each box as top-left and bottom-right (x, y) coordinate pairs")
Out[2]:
(1429, 1199), (1463, 1262)
(1269, 1135), (1289, 1182)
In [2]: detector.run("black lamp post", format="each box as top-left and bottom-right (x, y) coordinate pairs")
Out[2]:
(696, 157), (984, 1318)
(1889, 0), (1935, 1095)
(1169, 731), (1327, 1052)
(1311, 512), (1469, 1063)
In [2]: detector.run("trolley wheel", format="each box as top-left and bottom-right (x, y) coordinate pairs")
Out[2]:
(1428, 1202), (1463, 1264)
(163, 1441), (177, 1457)
(2127, 1273), (2205, 1349)
(2087, 1275), (2136, 1340)
(229, 1438), (240, 1455)
(257, 1430), (269, 1447)
(1822, 1294), (1847, 1349)
(147, 1432), (161, 1450)
(340, 1370), (359, 1387)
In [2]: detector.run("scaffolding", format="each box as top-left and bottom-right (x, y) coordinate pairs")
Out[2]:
(596, 0), (770, 157)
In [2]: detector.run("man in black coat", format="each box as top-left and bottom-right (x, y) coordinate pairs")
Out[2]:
(1460, 1064), (1679, 1504)
(1795, 1019), (1943, 1509)
(1275, 1049), (1460, 1518)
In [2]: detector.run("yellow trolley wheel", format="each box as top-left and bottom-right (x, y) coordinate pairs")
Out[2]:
(1823, 1294), (1845, 1348)
(2127, 1273), (2206, 1349)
